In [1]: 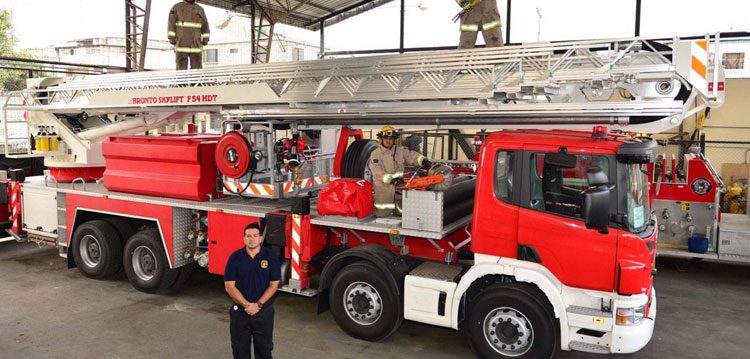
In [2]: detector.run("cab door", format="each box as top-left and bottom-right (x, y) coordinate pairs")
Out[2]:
(516, 146), (618, 292)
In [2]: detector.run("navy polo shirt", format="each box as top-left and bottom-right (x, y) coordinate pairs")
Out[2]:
(224, 246), (281, 303)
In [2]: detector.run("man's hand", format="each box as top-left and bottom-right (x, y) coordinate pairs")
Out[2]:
(244, 302), (260, 315)
(202, 39), (209, 46)
(169, 39), (176, 45)
(390, 177), (405, 187)
(421, 158), (432, 169)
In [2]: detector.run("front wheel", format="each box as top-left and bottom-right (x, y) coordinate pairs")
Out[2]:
(329, 261), (402, 341)
(466, 284), (557, 359)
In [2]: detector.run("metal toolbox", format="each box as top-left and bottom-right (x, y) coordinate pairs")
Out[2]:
(402, 190), (444, 232)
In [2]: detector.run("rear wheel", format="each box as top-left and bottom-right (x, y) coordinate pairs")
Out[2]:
(466, 284), (557, 359)
(71, 220), (123, 279)
(123, 229), (179, 293)
(329, 261), (402, 341)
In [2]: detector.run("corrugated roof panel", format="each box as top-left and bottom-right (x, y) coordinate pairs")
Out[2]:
(197, 0), (394, 29)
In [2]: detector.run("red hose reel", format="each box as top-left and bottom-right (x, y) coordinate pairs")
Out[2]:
(215, 131), (252, 179)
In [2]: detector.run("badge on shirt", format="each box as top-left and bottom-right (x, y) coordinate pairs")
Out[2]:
(260, 260), (268, 269)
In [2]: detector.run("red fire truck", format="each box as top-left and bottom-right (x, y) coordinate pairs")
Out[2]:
(0, 36), (724, 358)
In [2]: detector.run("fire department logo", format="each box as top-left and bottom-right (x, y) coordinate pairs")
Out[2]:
(260, 260), (269, 269)
(691, 177), (712, 196)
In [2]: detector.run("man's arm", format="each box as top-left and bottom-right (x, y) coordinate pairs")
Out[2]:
(402, 147), (428, 167)
(257, 280), (280, 307)
(224, 281), (251, 308)
(168, 7), (177, 45)
(200, 6), (210, 45)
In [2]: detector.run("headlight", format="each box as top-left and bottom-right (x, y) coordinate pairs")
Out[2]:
(616, 305), (646, 326)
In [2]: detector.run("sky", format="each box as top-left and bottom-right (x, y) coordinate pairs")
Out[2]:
(0, 0), (749, 51)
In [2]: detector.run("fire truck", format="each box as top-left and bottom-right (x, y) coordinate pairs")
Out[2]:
(0, 35), (725, 358)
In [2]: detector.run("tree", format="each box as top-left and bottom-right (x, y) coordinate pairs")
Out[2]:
(0, 9), (35, 91)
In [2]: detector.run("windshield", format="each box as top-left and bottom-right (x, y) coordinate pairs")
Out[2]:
(625, 163), (651, 233)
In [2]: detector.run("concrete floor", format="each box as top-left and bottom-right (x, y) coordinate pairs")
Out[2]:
(1, 240), (748, 359)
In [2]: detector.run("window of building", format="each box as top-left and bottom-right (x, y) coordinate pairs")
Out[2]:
(292, 48), (304, 61)
(528, 153), (609, 219)
(204, 49), (218, 63)
(86, 47), (100, 55)
(723, 52), (745, 70)
(67, 49), (75, 55)
(494, 151), (516, 203)
(230, 48), (239, 54)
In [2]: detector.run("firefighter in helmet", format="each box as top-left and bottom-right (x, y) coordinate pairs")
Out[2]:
(368, 126), (431, 217)
(168, 0), (210, 70)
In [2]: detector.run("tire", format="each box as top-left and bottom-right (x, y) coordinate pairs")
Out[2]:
(123, 229), (179, 294)
(104, 217), (136, 245)
(329, 261), (403, 341)
(466, 283), (557, 359)
(341, 139), (378, 179)
(71, 220), (123, 279)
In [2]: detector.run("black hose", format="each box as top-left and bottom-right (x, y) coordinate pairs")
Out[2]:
(442, 178), (477, 207)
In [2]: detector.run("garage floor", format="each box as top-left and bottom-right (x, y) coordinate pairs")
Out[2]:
(1, 240), (748, 359)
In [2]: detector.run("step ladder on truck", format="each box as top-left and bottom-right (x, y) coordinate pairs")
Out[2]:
(0, 35), (725, 358)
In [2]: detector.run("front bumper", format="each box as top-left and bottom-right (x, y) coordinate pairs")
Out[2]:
(610, 288), (656, 354)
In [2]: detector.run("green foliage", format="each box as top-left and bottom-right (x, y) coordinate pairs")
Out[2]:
(0, 8), (35, 91)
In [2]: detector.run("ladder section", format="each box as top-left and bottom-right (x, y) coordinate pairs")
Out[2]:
(125, 0), (152, 72)
(5, 36), (725, 130)
(0, 92), (34, 157)
(251, 4), (275, 64)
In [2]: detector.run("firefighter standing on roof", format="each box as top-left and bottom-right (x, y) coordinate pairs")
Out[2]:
(456, 0), (504, 49)
(168, 0), (210, 70)
(368, 126), (431, 217)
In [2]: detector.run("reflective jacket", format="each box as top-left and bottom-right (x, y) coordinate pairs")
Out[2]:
(368, 145), (425, 214)
(168, 1), (210, 53)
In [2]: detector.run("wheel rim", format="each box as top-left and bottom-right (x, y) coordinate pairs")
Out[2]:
(132, 246), (158, 281)
(483, 306), (534, 357)
(343, 281), (383, 326)
(79, 234), (102, 268)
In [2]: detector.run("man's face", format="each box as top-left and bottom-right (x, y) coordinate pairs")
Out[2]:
(243, 228), (262, 250)
(382, 136), (395, 149)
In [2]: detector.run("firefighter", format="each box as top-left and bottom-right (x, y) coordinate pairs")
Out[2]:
(168, 0), (210, 70)
(368, 126), (431, 217)
(456, 0), (504, 49)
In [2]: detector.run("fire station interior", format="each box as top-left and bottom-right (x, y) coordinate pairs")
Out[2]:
(2, 1), (750, 359)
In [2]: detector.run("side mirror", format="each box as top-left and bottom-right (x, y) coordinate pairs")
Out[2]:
(584, 185), (610, 233)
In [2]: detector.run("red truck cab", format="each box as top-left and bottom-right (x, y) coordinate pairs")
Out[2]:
(469, 128), (657, 354)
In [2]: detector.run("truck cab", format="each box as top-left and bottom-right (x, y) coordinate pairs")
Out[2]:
(458, 128), (657, 357)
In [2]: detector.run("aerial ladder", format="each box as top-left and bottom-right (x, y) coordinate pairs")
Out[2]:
(0, 35), (725, 182)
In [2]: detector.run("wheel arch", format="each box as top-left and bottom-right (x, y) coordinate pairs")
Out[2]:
(316, 244), (410, 313)
(452, 260), (570, 351)
(67, 209), (165, 268)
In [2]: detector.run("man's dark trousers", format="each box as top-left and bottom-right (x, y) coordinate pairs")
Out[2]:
(230, 304), (274, 359)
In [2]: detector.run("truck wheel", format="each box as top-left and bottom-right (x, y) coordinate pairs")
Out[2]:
(123, 229), (179, 294)
(329, 261), (403, 341)
(71, 220), (123, 279)
(466, 284), (557, 359)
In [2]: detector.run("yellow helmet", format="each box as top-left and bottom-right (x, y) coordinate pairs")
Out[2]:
(376, 125), (399, 139)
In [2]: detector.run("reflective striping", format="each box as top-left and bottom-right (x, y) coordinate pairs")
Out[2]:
(174, 47), (203, 53)
(460, 24), (479, 32)
(201, 33), (210, 39)
(167, 31), (176, 37)
(692, 56), (707, 79)
(291, 215), (302, 280)
(374, 203), (396, 210)
(223, 181), (275, 196)
(483, 20), (501, 30)
(176, 21), (202, 28)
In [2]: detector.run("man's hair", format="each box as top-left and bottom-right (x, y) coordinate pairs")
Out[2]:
(244, 222), (261, 234)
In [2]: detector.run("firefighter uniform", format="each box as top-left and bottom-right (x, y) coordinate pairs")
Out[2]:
(457, 0), (504, 49)
(168, 0), (210, 70)
(368, 128), (427, 217)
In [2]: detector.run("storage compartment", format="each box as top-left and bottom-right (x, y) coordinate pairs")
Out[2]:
(22, 186), (58, 237)
(402, 177), (476, 232)
(102, 135), (220, 201)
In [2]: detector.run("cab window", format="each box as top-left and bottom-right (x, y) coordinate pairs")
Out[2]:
(528, 153), (609, 218)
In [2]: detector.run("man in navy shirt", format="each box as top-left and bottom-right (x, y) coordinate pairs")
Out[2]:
(224, 222), (281, 359)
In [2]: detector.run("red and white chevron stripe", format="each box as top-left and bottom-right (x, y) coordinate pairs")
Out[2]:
(290, 214), (302, 282)
(223, 181), (275, 196)
(10, 182), (22, 234)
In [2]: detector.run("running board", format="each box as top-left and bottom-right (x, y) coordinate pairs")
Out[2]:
(569, 341), (610, 354)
